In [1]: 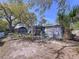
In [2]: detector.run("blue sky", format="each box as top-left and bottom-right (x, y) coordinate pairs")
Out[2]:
(0, 0), (79, 24)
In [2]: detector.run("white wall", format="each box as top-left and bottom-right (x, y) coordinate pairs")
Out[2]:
(45, 27), (63, 39)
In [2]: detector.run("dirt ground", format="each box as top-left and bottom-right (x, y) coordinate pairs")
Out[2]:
(0, 39), (79, 59)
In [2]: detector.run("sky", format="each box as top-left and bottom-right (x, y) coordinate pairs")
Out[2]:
(44, 0), (79, 24)
(0, 0), (79, 24)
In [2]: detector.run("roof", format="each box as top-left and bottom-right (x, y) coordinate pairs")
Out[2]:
(44, 25), (62, 28)
(14, 23), (26, 29)
(14, 22), (62, 29)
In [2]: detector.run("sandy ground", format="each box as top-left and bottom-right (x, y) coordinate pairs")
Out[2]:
(0, 39), (79, 59)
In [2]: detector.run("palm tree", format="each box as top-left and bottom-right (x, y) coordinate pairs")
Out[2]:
(57, 0), (70, 40)
(57, 14), (71, 40)
(69, 5), (79, 25)
(57, 5), (79, 40)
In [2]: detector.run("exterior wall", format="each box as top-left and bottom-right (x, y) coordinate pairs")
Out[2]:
(45, 28), (54, 38)
(45, 27), (63, 39)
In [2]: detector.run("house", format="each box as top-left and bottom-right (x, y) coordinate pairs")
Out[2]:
(14, 23), (28, 34)
(32, 25), (63, 39)
(14, 22), (63, 39)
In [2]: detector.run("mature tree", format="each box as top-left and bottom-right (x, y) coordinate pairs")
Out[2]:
(9, 4), (37, 35)
(9, 2), (37, 36)
(0, 4), (26, 31)
(69, 5), (79, 29)
(57, 14), (72, 40)
(57, 3), (79, 40)
(56, 0), (70, 40)
(0, 1), (37, 33)
(0, 4), (16, 32)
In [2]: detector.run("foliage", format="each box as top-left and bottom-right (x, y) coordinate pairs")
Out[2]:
(57, 14), (69, 29)
(57, 2), (79, 29)
(0, 2), (37, 32)
(8, 0), (23, 4)
(8, 0), (52, 15)
(29, 0), (52, 14)
(57, 0), (72, 40)
(7, 0), (37, 27)
(69, 5), (79, 24)
(0, 20), (8, 31)
(0, 3), (16, 32)
(57, 1), (79, 40)
(21, 12), (37, 26)
(64, 5), (79, 29)
(57, 0), (68, 26)
(73, 22), (79, 29)
(8, 4), (28, 20)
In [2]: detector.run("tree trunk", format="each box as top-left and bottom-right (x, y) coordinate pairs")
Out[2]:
(31, 25), (34, 36)
(63, 28), (71, 41)
(8, 21), (13, 33)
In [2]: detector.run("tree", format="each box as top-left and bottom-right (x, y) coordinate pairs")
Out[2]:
(0, 3), (16, 32)
(69, 5), (79, 29)
(57, 14), (72, 40)
(8, 0), (37, 26)
(57, 0), (70, 40)
(0, 2), (37, 33)
(57, 4), (79, 40)
(1, 0), (28, 33)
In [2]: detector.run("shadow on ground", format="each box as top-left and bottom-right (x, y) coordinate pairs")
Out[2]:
(0, 41), (5, 47)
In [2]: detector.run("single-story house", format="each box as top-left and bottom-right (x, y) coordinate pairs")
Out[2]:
(32, 25), (63, 39)
(14, 23), (63, 39)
